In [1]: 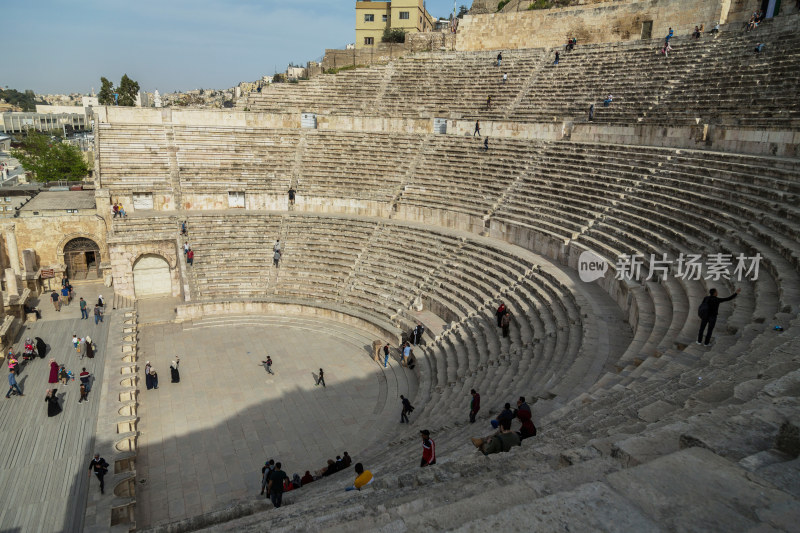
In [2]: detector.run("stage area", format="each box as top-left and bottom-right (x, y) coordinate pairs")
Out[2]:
(135, 314), (413, 528)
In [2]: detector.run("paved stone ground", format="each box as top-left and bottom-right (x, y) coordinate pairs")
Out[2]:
(135, 315), (394, 528)
(0, 281), (113, 533)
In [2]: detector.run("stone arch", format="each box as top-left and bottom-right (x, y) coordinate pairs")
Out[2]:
(132, 254), (172, 298)
(57, 232), (107, 262)
(130, 249), (177, 270)
(60, 235), (103, 280)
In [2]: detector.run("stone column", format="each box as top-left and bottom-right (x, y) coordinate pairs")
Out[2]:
(5, 225), (20, 276)
(22, 249), (36, 276)
(5, 268), (18, 297)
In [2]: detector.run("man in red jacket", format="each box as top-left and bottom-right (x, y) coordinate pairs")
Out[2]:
(514, 397), (536, 440)
(420, 430), (436, 467)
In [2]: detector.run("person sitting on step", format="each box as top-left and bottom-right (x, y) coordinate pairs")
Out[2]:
(470, 418), (521, 455)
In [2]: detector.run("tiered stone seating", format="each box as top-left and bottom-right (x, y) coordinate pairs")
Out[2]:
(298, 131), (422, 204)
(96, 123), (170, 188)
(173, 126), (298, 192)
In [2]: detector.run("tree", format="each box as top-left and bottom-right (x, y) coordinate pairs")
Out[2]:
(98, 77), (115, 105)
(457, 5), (469, 18)
(10, 131), (90, 182)
(117, 74), (140, 106)
(382, 28), (406, 43)
(0, 88), (45, 111)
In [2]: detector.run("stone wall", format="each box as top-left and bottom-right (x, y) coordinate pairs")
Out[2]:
(321, 32), (456, 71)
(4, 215), (108, 271)
(108, 240), (182, 299)
(457, 0), (729, 51)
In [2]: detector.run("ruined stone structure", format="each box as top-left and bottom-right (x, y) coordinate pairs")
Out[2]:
(28, 4), (800, 530)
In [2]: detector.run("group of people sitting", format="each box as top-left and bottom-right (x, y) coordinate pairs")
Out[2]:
(746, 10), (766, 32)
(470, 396), (536, 456)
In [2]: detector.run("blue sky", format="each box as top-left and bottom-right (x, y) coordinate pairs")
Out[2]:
(2, 0), (463, 95)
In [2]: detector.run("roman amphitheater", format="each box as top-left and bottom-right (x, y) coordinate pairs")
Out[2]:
(3, 1), (800, 532)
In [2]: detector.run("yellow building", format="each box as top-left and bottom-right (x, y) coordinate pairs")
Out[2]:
(355, 0), (435, 49)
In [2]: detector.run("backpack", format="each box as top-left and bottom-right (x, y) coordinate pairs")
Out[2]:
(697, 297), (710, 320)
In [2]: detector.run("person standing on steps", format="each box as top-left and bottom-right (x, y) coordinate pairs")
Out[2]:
(484, 137), (489, 152)
(412, 323), (425, 345)
(273, 248), (281, 268)
(502, 73), (507, 84)
(474, 120), (481, 137)
(496, 52), (502, 66)
(183, 241), (189, 256)
(186, 248), (194, 266)
(288, 187), (296, 206)
(267, 462), (289, 508)
(316, 368), (325, 387)
(588, 103), (594, 122)
(469, 389), (480, 423)
(181, 220), (188, 236)
(383, 343), (390, 368)
(420, 429), (436, 467)
(273, 239), (281, 253)
(554, 51), (560, 65)
(88, 453), (109, 494)
(400, 395), (414, 423)
(485, 95), (492, 111)
(697, 287), (741, 346)
(496, 302), (507, 327)
(501, 310), (512, 338)
(79, 298), (88, 320)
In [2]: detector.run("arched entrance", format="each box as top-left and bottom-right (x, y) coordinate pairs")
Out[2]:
(133, 255), (171, 298)
(64, 237), (101, 280)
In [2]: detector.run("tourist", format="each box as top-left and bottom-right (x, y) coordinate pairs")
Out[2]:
(267, 462), (289, 508)
(45, 389), (62, 417)
(692, 25), (701, 39)
(273, 239), (281, 253)
(604, 94), (613, 107)
(400, 394), (414, 423)
(150, 368), (159, 389)
(402, 342), (411, 367)
(321, 459), (337, 477)
(420, 429), (436, 467)
(345, 463), (373, 491)
(496, 302), (507, 327)
(48, 358), (59, 384)
(88, 453), (109, 494)
(316, 368), (326, 387)
(697, 287), (741, 346)
(36, 337), (47, 359)
(514, 397), (536, 439)
(484, 136), (489, 152)
(78, 383), (89, 403)
(501, 310), (512, 338)
(660, 41), (673, 57)
(80, 367), (91, 392)
(474, 120), (481, 137)
(170, 358), (181, 383)
(754, 42), (765, 54)
(273, 249), (281, 268)
(343, 451), (352, 468)
(186, 248), (194, 266)
(469, 389), (480, 423)
(6, 369), (23, 398)
(51, 290), (60, 311)
(145, 361), (153, 390)
(710, 22), (720, 35)
(470, 418), (520, 455)
(496, 52), (502, 66)
(61, 285), (70, 306)
(554, 51), (560, 65)
(118, 204), (127, 217)
(291, 473), (302, 489)
(79, 297), (88, 320)
(260, 356), (273, 375)
(502, 73), (507, 84)
(97, 294), (105, 309)
(183, 242), (189, 256)
(79, 337), (87, 359)
(665, 27), (674, 43)
(181, 220), (188, 236)
(491, 403), (514, 429)
(485, 95), (492, 110)
(288, 187), (296, 206)
(72, 334), (80, 352)
(261, 459), (275, 496)
(59, 365), (70, 385)
(7, 352), (20, 376)
(85, 336), (94, 359)
(301, 471), (314, 485)
(412, 323), (425, 345)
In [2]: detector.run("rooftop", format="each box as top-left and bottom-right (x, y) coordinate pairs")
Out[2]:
(20, 190), (95, 211)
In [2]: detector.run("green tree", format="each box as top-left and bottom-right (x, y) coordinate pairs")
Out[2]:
(10, 131), (90, 182)
(457, 5), (469, 18)
(382, 28), (406, 43)
(98, 77), (115, 105)
(117, 74), (140, 106)
(0, 88), (45, 111)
